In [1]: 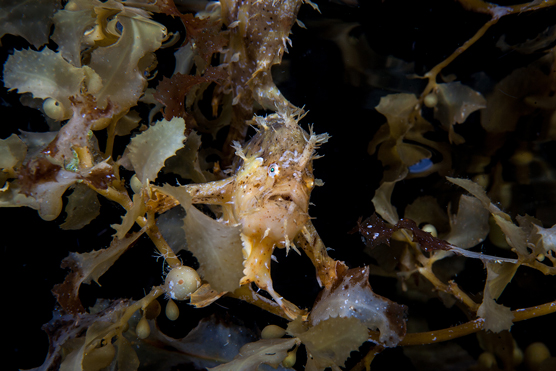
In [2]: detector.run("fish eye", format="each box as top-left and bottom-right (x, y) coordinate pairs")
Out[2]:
(268, 164), (279, 177)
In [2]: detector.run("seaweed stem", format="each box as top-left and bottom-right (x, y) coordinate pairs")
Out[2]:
(96, 286), (165, 352)
(227, 284), (296, 320)
(367, 299), (556, 346)
(104, 118), (118, 159)
(85, 182), (133, 209)
(146, 210), (183, 268)
(420, 18), (498, 101)
(418, 266), (480, 312)
(420, 0), (556, 104)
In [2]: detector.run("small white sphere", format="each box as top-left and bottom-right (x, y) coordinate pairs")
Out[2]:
(261, 324), (286, 339)
(472, 174), (490, 190)
(136, 316), (150, 339)
(43, 98), (65, 121)
(424, 93), (438, 108)
(282, 349), (297, 368)
(421, 224), (438, 238)
(478, 352), (496, 369)
(130, 174), (142, 194)
(525, 342), (550, 371)
(164, 266), (201, 300)
(514, 345), (524, 366)
(165, 299), (179, 321)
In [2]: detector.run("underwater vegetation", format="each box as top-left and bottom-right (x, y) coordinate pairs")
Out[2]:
(2, 0), (556, 370)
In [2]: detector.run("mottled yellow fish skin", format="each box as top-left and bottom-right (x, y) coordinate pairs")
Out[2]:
(185, 109), (331, 319)
(184, 177), (235, 205)
(231, 115), (316, 244)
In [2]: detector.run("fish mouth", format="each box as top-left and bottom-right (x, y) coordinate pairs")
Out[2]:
(268, 193), (293, 202)
(267, 191), (307, 212)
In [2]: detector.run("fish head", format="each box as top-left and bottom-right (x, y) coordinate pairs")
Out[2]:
(231, 113), (327, 245)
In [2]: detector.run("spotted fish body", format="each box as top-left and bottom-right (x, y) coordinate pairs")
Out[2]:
(231, 113), (319, 248)
(186, 109), (336, 319)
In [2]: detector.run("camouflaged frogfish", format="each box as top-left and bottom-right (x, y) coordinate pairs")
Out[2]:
(185, 109), (345, 319)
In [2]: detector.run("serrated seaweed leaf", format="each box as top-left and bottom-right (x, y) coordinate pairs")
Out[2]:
(51, 6), (97, 67)
(52, 229), (145, 314)
(0, 134), (27, 186)
(3, 48), (102, 120)
(89, 13), (166, 112)
(111, 193), (145, 239)
(535, 224), (556, 255)
(371, 181), (399, 225)
(309, 267), (407, 347)
(370, 93), (451, 183)
(447, 177), (533, 258)
(34, 299), (132, 371)
(288, 317), (369, 371)
(434, 82), (486, 144)
(164, 131), (209, 183)
(477, 262), (517, 333)
(60, 183), (101, 230)
(0, 0), (61, 48)
(444, 194), (489, 249)
(156, 185), (245, 293)
(126, 117), (186, 184)
(370, 93), (419, 182)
